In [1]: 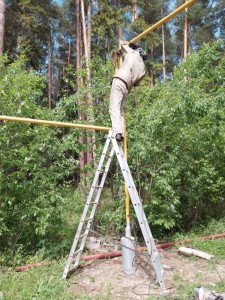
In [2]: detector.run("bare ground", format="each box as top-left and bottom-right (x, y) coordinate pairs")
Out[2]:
(69, 248), (225, 299)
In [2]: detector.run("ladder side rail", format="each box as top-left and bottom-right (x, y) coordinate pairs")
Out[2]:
(71, 146), (115, 270)
(112, 139), (155, 245)
(115, 141), (158, 246)
(112, 139), (155, 249)
(111, 138), (166, 289)
(120, 151), (155, 238)
(62, 132), (112, 279)
(75, 132), (112, 238)
(112, 138), (150, 222)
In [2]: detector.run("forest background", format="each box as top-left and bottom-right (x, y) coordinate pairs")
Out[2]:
(0, 0), (225, 266)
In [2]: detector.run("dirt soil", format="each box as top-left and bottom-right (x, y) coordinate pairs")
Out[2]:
(69, 248), (225, 299)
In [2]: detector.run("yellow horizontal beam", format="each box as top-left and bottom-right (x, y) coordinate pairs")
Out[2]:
(129, 0), (198, 44)
(0, 115), (111, 131)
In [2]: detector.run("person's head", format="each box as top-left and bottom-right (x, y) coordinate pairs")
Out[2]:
(129, 43), (147, 60)
(134, 47), (147, 61)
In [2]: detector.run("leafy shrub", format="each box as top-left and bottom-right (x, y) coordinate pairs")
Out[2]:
(0, 56), (81, 261)
(127, 40), (225, 234)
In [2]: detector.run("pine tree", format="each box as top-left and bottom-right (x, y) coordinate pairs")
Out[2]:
(173, 0), (216, 62)
(135, 0), (174, 83)
(213, 0), (225, 40)
(0, 0), (5, 55)
(91, 0), (128, 58)
(5, 0), (60, 70)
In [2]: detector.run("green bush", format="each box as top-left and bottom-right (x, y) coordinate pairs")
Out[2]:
(127, 40), (225, 234)
(0, 56), (81, 262)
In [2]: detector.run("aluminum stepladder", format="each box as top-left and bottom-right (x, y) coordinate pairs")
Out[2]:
(62, 130), (166, 290)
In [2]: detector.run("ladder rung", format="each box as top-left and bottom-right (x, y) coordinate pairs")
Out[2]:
(74, 248), (82, 255)
(85, 217), (93, 221)
(79, 232), (88, 238)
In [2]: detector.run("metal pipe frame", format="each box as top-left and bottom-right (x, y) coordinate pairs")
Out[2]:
(0, 115), (111, 131)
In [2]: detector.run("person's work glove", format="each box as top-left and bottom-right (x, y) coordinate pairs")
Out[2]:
(129, 42), (141, 50)
(119, 40), (129, 45)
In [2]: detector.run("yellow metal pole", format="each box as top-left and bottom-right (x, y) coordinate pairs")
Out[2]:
(123, 117), (131, 236)
(129, 0), (198, 44)
(0, 115), (111, 131)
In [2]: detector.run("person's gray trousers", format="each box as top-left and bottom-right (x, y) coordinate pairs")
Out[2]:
(109, 78), (129, 137)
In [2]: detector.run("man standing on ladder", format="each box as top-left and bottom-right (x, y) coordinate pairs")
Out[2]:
(109, 40), (147, 142)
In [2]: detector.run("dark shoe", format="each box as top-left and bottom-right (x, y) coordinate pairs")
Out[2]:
(115, 133), (123, 142)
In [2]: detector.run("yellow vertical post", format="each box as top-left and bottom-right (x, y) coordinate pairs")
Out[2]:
(123, 116), (131, 236)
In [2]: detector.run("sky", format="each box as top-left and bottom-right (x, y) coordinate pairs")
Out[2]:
(56, 0), (63, 6)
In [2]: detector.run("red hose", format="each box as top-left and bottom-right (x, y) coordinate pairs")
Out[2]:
(7, 232), (225, 272)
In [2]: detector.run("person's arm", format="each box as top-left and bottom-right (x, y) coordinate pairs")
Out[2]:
(119, 40), (134, 54)
(134, 80), (142, 87)
(133, 76), (145, 87)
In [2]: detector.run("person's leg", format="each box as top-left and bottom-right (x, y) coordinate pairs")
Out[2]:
(120, 90), (128, 137)
(109, 79), (128, 137)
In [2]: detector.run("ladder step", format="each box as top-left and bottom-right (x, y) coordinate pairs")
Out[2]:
(79, 232), (88, 238)
(85, 217), (93, 221)
(90, 201), (98, 204)
(74, 248), (82, 255)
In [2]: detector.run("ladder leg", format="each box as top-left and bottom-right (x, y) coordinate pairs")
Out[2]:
(111, 137), (166, 290)
(62, 131), (114, 279)
(69, 146), (115, 275)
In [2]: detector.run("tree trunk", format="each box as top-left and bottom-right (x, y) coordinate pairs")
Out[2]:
(68, 40), (71, 65)
(114, 27), (123, 71)
(87, 1), (91, 63)
(0, 0), (6, 55)
(67, 40), (71, 97)
(132, 0), (138, 22)
(87, 0), (96, 165)
(76, 0), (83, 93)
(81, 0), (93, 165)
(183, 0), (188, 59)
(161, 6), (166, 80)
(48, 35), (52, 109)
(76, 0), (86, 172)
(150, 46), (154, 87)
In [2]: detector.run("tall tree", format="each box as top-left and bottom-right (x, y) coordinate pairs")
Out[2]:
(91, 0), (127, 58)
(138, 0), (166, 84)
(55, 0), (76, 100)
(0, 0), (5, 55)
(132, 0), (138, 22)
(76, 0), (87, 174)
(173, 0), (215, 61)
(5, 0), (60, 71)
(212, 0), (225, 40)
(46, 2), (60, 109)
(48, 33), (53, 109)
(183, 0), (188, 58)
(161, 4), (166, 79)
(81, 0), (94, 165)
